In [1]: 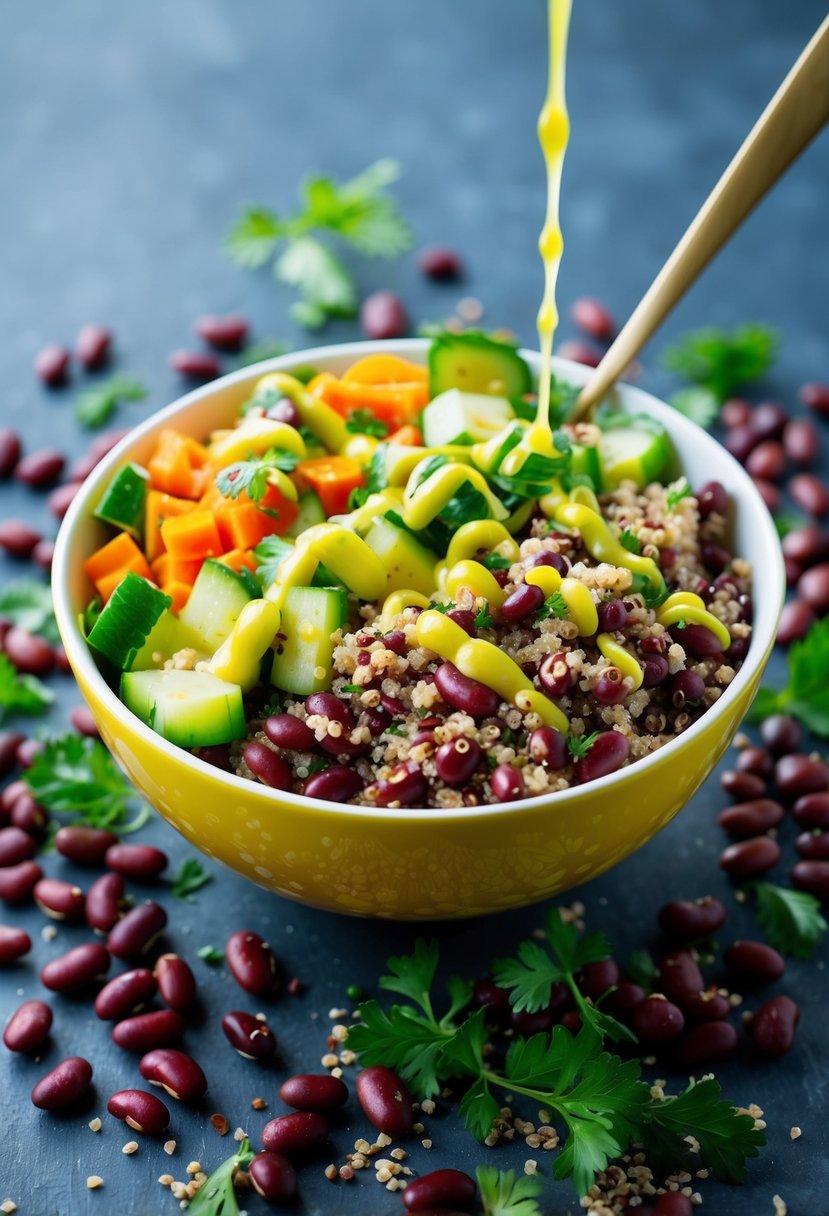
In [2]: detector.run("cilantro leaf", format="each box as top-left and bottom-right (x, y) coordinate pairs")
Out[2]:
(748, 618), (829, 735)
(0, 653), (54, 720)
(345, 408), (389, 438)
(477, 1166), (543, 1216)
(474, 602), (495, 630)
(619, 529), (641, 555)
(566, 731), (600, 761)
(197, 945), (224, 966)
(492, 939), (561, 1015)
(669, 386), (720, 429)
(23, 733), (145, 830)
(662, 324), (777, 402)
(303, 159), (411, 257)
(642, 1077), (765, 1184)
(74, 375), (147, 429)
(215, 448), (299, 503)
(170, 858), (212, 901)
(536, 591), (568, 622)
(379, 937), (440, 1011)
(753, 881), (827, 959)
(459, 1074), (502, 1143)
(276, 236), (357, 322)
(186, 1138), (255, 1215)
(665, 478), (692, 512)
(482, 552), (512, 571)
(624, 948), (658, 991)
(0, 580), (59, 643)
(225, 207), (285, 268)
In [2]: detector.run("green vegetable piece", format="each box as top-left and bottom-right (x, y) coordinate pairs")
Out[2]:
(429, 331), (532, 401)
(284, 490), (326, 538)
(93, 463), (150, 539)
(121, 669), (246, 748)
(363, 516), (437, 596)
(178, 560), (256, 653)
(270, 585), (348, 695)
(748, 617), (829, 736)
(753, 881), (827, 959)
(662, 323), (777, 402)
(598, 415), (671, 490)
(87, 573), (171, 671)
(421, 388), (515, 447)
(0, 653), (54, 721)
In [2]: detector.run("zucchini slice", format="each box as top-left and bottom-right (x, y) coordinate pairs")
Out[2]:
(121, 669), (245, 747)
(428, 332), (532, 401)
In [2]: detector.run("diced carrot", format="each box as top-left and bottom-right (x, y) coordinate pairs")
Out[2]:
(295, 456), (365, 516)
(218, 548), (258, 575)
(387, 423), (423, 447)
(341, 354), (428, 387)
(95, 571), (130, 603)
(215, 500), (298, 551)
(160, 510), (224, 561)
(161, 581), (192, 615)
(85, 532), (152, 602)
(147, 429), (210, 499)
(168, 556), (203, 585)
(309, 375), (428, 430)
(150, 553), (172, 586)
(144, 490), (197, 562)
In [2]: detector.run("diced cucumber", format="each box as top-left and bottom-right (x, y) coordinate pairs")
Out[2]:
(121, 669), (245, 747)
(254, 536), (341, 591)
(363, 517), (437, 597)
(599, 416), (671, 489)
(382, 442), (473, 486)
(270, 586), (348, 695)
(178, 559), (255, 652)
(571, 441), (602, 491)
(429, 332), (532, 401)
(421, 389), (515, 448)
(87, 573), (171, 670)
(129, 610), (206, 671)
(93, 464), (149, 539)
(285, 491), (326, 539)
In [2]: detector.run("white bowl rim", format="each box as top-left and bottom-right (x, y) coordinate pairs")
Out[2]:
(53, 338), (785, 823)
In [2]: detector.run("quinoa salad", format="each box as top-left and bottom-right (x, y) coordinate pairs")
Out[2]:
(80, 333), (752, 808)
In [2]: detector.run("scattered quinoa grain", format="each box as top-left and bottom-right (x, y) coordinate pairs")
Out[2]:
(210, 1114), (229, 1136)
(186, 1162), (201, 1175)
(321, 1052), (339, 1068)
(524, 1160), (539, 1176)
(158, 1175), (174, 1187)
(773, 1198), (787, 1216)
(339, 1165), (354, 1181)
(390, 1148), (407, 1161)
(88, 1118), (102, 1132)
(233, 1128), (247, 1142)
(1, 1202), (17, 1214)
(122, 1141), (138, 1155)
(164, 1140), (177, 1155)
(420, 1099), (435, 1115)
(790, 1127), (802, 1140)
(86, 1177), (104, 1190)
(324, 1165), (338, 1181)
(251, 1098), (267, 1111)
(375, 1133), (392, 1148)
(421, 1139), (433, 1149)
(41, 925), (57, 942)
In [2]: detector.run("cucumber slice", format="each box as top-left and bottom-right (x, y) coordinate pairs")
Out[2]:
(429, 332), (532, 401)
(178, 559), (255, 652)
(363, 516), (437, 596)
(571, 441), (602, 491)
(421, 389), (514, 448)
(121, 669), (245, 747)
(130, 610), (206, 671)
(599, 417), (671, 489)
(271, 586), (348, 695)
(87, 573), (171, 670)
(382, 442), (473, 487)
(93, 464), (149, 539)
(285, 491), (326, 539)
(253, 536), (341, 591)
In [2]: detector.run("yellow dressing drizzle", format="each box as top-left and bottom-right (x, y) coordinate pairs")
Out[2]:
(402, 463), (508, 530)
(253, 372), (348, 453)
(207, 600), (281, 693)
(333, 488), (404, 532)
(525, 565), (599, 636)
(378, 589), (430, 621)
(265, 523), (387, 608)
(655, 599), (732, 651)
(443, 560), (506, 608)
(445, 521), (520, 569)
(415, 610), (569, 734)
(554, 501), (666, 592)
(596, 633), (644, 691)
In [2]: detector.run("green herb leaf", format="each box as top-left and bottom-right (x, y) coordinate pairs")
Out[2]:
(23, 733), (145, 830)
(481, 552), (512, 571)
(216, 448), (299, 503)
(276, 236), (357, 322)
(74, 375), (147, 429)
(474, 602), (495, 630)
(641, 1077), (765, 1183)
(669, 386), (720, 429)
(536, 591), (568, 622)
(345, 409), (389, 439)
(477, 1165), (544, 1216)
(662, 324), (777, 402)
(624, 948), (658, 991)
(774, 512), (806, 539)
(566, 730), (600, 761)
(234, 338), (290, 369)
(302, 159), (411, 257)
(0, 653), (54, 721)
(748, 617), (829, 735)
(0, 580), (59, 643)
(197, 945), (224, 966)
(340, 684), (363, 694)
(225, 207), (285, 269)
(619, 530), (641, 555)
(753, 881), (828, 959)
(170, 858), (212, 901)
(665, 478), (692, 512)
(186, 1137), (255, 1215)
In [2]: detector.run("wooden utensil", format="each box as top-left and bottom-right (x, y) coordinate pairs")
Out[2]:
(571, 14), (829, 422)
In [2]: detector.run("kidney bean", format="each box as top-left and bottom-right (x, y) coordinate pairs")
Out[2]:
(576, 731), (629, 784)
(249, 1151), (297, 1202)
(243, 740), (294, 789)
(724, 940), (785, 983)
(305, 692), (353, 726)
(48, 481), (80, 520)
(796, 830), (829, 860)
(490, 763), (524, 801)
(759, 715), (802, 758)
(90, 427), (130, 459)
(417, 245), (464, 281)
(557, 339), (601, 367)
(15, 447), (66, 488)
(638, 654), (669, 688)
(432, 738), (480, 787)
(570, 296), (614, 341)
(108, 1088), (170, 1135)
(604, 982), (647, 1019)
(195, 313), (249, 351)
(0, 860), (42, 903)
(154, 953), (196, 1011)
(10, 792), (48, 837)
(500, 583), (544, 622)
(670, 670), (705, 708)
(658, 897), (727, 941)
(720, 771), (766, 802)
(681, 987), (732, 1022)
(527, 726), (567, 769)
(32, 1056), (92, 1110)
(262, 1111), (329, 1155)
(782, 524), (827, 568)
(0, 924), (31, 964)
(304, 765), (364, 802)
(380, 693), (406, 718)
(472, 976), (512, 1018)
(783, 418), (818, 466)
(0, 731), (24, 781)
(725, 425), (759, 463)
(793, 792), (829, 830)
(356, 1064), (414, 1136)
(576, 959), (620, 1001)
(756, 477), (782, 513)
(653, 1193), (694, 1216)
(790, 472), (829, 517)
(264, 713), (316, 752)
(53, 646), (72, 675)
(736, 746), (772, 777)
(752, 994), (799, 1057)
(0, 780), (27, 816)
(776, 754), (829, 798)
(717, 798), (785, 839)
(55, 825), (117, 867)
(444, 608), (476, 637)
(435, 662), (500, 718)
(676, 1020), (738, 1067)
(74, 322), (111, 369)
(367, 762), (429, 807)
(801, 381), (829, 417)
(660, 951), (704, 1005)
(34, 344), (70, 386)
(140, 1047), (207, 1103)
(108, 901), (167, 959)
(629, 995), (685, 1044)
(266, 397), (300, 427)
(34, 878), (86, 922)
(169, 349), (221, 379)
(280, 1073), (348, 1112)
(95, 969), (157, 1021)
(593, 667), (627, 706)
(221, 1010), (276, 1060)
(792, 860), (829, 898)
(68, 449), (100, 483)
(361, 291), (408, 340)
(785, 555), (804, 587)
(0, 428), (21, 477)
(510, 1004), (554, 1035)
(4, 999), (53, 1052)
(3, 628), (55, 677)
(745, 440), (784, 482)
(86, 872), (126, 932)
(66, 706), (98, 740)
(675, 624), (723, 658)
(799, 563), (829, 613)
(0, 825), (36, 866)
(112, 1009), (186, 1053)
(777, 599), (815, 647)
(751, 402), (786, 441)
(538, 653), (574, 697)
(41, 941), (111, 992)
(559, 1009), (584, 1034)
(105, 843), (168, 880)
(696, 480), (728, 518)
(226, 930), (279, 996)
(720, 837), (781, 880)
(16, 742), (44, 772)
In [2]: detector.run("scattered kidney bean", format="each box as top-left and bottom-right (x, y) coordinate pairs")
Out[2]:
(41, 941), (111, 992)
(418, 246), (464, 280)
(472, 976), (512, 1017)
(3, 999), (52, 1052)
(112, 1010), (186, 1053)
(527, 726), (567, 769)
(570, 296), (614, 340)
(435, 738), (482, 786)
(725, 426), (759, 463)
(53, 646), (72, 675)
(86, 872), (126, 933)
(784, 555), (803, 586)
(34, 344), (70, 386)
(435, 662), (500, 718)
(717, 798), (784, 839)
(3, 628), (55, 677)
(724, 940), (785, 983)
(366, 762), (429, 807)
(195, 313), (249, 351)
(226, 930), (279, 996)
(280, 1073), (348, 1112)
(0, 519), (43, 559)
(680, 987), (732, 1022)
(754, 478), (780, 515)
(94, 968), (157, 1020)
(798, 563), (829, 613)
(576, 731), (629, 783)
(249, 1151), (297, 1202)
(605, 982), (647, 1019)
(653, 1193), (694, 1216)
(719, 837), (781, 880)
(360, 291), (408, 340)
(660, 950), (704, 1005)
(735, 746), (772, 777)
(56, 826), (117, 867)
(658, 897), (726, 942)
(75, 323), (111, 369)
(105, 843), (168, 881)
(108, 1088), (170, 1135)
(107, 901), (167, 959)
(243, 740), (293, 789)
(34, 878), (85, 922)
(752, 402), (787, 441)
(511, 1006), (554, 1036)
(221, 1010), (277, 1060)
(31, 1056), (92, 1110)
(304, 765), (364, 802)
(781, 524), (827, 567)
(776, 599), (815, 646)
(792, 792), (829, 830)
(676, 1020), (738, 1067)
(629, 995), (685, 1044)
(139, 1047), (207, 1103)
(356, 1065), (414, 1137)
(490, 763), (524, 801)
(10, 792), (48, 837)
(578, 958), (620, 1000)
(48, 481), (79, 520)
(775, 754), (829, 798)
(752, 994), (799, 1057)
(15, 448), (65, 488)
(262, 1112), (329, 1156)
(759, 714), (802, 756)
(783, 418), (818, 466)
(720, 771), (766, 801)
(264, 713), (316, 752)
(0, 860), (42, 903)
(791, 860), (829, 898)
(0, 731), (24, 781)
(0, 825), (36, 866)
(90, 427), (130, 459)
(796, 831), (829, 860)
(746, 440), (785, 481)
(0, 428), (21, 477)
(0, 780), (27, 816)
(154, 953), (196, 1011)
(538, 653), (574, 697)
(169, 349), (221, 379)
(557, 338), (601, 367)
(0, 924), (31, 964)
(801, 381), (829, 417)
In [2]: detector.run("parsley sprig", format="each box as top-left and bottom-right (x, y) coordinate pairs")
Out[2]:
(619, 529), (641, 555)
(170, 858), (212, 901)
(215, 448), (299, 504)
(748, 618), (829, 736)
(23, 733), (149, 832)
(662, 324), (777, 403)
(665, 479), (692, 512)
(186, 1138), (254, 1215)
(0, 580), (59, 644)
(0, 653), (54, 721)
(536, 591), (568, 622)
(345, 409), (389, 439)
(74, 375), (147, 429)
(478, 1166), (543, 1216)
(226, 160), (412, 328)
(753, 881), (827, 959)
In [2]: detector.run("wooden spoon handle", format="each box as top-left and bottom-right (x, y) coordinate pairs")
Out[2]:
(571, 14), (829, 422)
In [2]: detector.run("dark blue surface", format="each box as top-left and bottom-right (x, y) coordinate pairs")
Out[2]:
(1, 2), (828, 1212)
